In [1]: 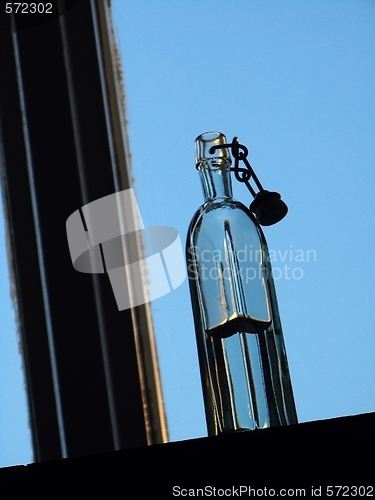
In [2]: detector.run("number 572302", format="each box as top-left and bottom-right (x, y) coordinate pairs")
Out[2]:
(5, 3), (53, 14)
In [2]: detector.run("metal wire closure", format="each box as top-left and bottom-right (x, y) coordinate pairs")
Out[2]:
(207, 136), (288, 226)
(208, 137), (264, 198)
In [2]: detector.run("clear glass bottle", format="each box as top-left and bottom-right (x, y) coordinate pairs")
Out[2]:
(186, 132), (298, 436)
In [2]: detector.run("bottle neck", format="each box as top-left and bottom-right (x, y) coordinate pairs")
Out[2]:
(199, 159), (233, 202)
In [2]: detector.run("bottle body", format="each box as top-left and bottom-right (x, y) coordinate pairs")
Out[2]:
(186, 132), (297, 435)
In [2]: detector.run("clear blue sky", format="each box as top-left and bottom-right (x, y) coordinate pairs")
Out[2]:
(111, 0), (375, 441)
(0, 193), (33, 467)
(1, 0), (374, 467)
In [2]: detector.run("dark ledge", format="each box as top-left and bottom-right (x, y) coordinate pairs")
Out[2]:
(1, 413), (374, 495)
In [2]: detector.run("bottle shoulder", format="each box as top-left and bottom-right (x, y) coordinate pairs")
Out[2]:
(187, 198), (259, 238)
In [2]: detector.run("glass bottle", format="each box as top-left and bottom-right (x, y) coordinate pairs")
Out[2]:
(186, 132), (298, 436)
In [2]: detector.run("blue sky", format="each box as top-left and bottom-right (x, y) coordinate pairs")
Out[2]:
(0, 194), (32, 467)
(111, 0), (375, 440)
(1, 0), (374, 466)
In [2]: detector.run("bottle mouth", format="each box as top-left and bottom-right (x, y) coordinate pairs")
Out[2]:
(195, 131), (231, 169)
